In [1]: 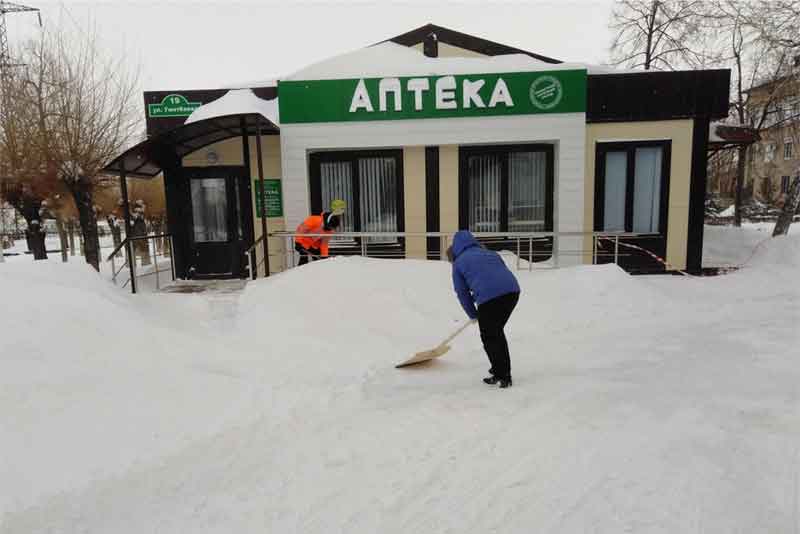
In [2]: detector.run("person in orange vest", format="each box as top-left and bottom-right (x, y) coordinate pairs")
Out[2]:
(294, 199), (346, 266)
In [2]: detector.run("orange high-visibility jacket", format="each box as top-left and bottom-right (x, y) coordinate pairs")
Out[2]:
(295, 214), (335, 257)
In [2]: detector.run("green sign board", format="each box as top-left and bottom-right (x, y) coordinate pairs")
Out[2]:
(254, 179), (283, 218)
(147, 94), (202, 118)
(278, 69), (586, 124)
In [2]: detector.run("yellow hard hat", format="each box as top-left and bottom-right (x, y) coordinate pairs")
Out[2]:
(331, 199), (346, 215)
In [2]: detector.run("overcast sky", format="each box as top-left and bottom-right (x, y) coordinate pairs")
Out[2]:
(7, 0), (616, 92)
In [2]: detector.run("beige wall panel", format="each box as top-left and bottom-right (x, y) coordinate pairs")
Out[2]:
(248, 136), (285, 275)
(439, 145), (459, 257)
(182, 137), (244, 167)
(403, 146), (427, 259)
(584, 120), (694, 270)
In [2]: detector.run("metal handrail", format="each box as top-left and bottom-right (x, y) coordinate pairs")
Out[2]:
(105, 233), (172, 262)
(271, 230), (661, 272)
(107, 233), (175, 293)
(269, 231), (658, 238)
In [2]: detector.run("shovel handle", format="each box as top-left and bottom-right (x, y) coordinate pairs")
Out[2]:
(441, 320), (475, 346)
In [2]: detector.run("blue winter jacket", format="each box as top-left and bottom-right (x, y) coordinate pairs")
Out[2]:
(451, 230), (521, 319)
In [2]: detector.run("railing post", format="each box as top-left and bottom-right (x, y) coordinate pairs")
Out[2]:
(126, 240), (137, 294)
(516, 237), (521, 271)
(529, 237), (533, 272)
(614, 235), (620, 265)
(593, 235), (598, 265)
(152, 237), (160, 291)
(361, 236), (366, 258)
(111, 253), (117, 285)
(169, 236), (176, 281)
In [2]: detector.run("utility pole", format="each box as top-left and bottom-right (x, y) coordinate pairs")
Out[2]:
(0, 1), (41, 75)
(0, 1), (40, 262)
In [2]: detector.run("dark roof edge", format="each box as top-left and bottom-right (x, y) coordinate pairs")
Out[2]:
(384, 23), (562, 64)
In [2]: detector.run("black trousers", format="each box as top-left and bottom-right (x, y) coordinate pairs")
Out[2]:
(295, 243), (321, 266)
(477, 292), (519, 380)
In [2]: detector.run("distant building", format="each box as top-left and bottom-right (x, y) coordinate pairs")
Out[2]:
(745, 70), (800, 206)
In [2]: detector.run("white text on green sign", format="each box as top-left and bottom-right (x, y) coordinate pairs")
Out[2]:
(148, 94), (202, 118)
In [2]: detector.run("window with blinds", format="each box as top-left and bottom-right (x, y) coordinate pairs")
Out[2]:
(462, 145), (552, 234)
(312, 150), (403, 246)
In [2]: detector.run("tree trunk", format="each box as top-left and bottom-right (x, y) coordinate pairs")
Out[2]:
(55, 217), (69, 262)
(25, 225), (47, 260)
(773, 176), (800, 237)
(733, 145), (748, 228)
(68, 220), (76, 256)
(68, 181), (101, 271)
(13, 198), (48, 260)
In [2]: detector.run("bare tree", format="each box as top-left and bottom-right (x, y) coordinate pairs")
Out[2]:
(0, 63), (58, 260)
(703, 0), (795, 227)
(14, 27), (139, 271)
(610, 0), (709, 70)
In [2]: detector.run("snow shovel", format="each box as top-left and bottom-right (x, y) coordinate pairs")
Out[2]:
(395, 320), (475, 368)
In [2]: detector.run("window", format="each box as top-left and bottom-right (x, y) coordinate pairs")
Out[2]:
(594, 141), (671, 234)
(765, 143), (776, 162)
(781, 176), (791, 194)
(459, 145), (554, 233)
(784, 139), (794, 160)
(310, 150), (404, 244)
(190, 178), (228, 242)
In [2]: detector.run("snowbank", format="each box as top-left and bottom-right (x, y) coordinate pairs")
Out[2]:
(2, 239), (800, 532)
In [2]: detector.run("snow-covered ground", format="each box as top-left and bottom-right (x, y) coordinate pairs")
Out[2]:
(2, 228), (799, 533)
(702, 222), (780, 267)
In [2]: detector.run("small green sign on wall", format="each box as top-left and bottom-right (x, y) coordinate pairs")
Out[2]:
(148, 94), (202, 118)
(254, 179), (283, 218)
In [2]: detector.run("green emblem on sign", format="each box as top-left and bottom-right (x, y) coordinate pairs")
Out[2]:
(147, 94), (202, 118)
(529, 75), (563, 110)
(255, 179), (283, 218)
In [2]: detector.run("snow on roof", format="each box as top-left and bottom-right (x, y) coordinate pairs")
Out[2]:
(186, 89), (280, 126)
(283, 41), (614, 80)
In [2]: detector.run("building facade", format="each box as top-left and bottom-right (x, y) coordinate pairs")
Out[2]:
(106, 24), (730, 280)
(746, 75), (800, 205)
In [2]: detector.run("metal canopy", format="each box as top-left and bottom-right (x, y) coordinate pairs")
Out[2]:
(103, 113), (279, 178)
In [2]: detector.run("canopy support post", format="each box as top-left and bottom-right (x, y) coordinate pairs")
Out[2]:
(119, 168), (137, 294)
(255, 120), (270, 277)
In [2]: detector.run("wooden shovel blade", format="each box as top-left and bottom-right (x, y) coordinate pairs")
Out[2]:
(395, 344), (451, 368)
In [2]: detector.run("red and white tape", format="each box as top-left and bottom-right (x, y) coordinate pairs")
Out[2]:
(598, 238), (693, 277)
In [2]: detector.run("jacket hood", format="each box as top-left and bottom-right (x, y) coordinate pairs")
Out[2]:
(452, 230), (480, 258)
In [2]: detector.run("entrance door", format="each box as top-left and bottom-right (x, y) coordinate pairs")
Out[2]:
(594, 141), (671, 272)
(185, 167), (250, 278)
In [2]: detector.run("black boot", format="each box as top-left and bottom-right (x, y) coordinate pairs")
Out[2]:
(482, 376), (500, 385)
(499, 377), (512, 389)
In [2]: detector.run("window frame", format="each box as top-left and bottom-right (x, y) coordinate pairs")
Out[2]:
(458, 143), (555, 233)
(593, 140), (672, 235)
(308, 149), (405, 236)
(784, 138), (794, 160)
(781, 175), (791, 194)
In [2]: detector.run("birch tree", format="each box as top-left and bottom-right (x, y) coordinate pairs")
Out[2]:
(610, 0), (708, 70)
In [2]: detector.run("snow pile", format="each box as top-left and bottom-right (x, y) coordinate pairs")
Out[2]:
(2, 241), (800, 532)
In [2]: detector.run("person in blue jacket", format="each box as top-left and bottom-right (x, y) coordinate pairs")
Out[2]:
(447, 230), (521, 388)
